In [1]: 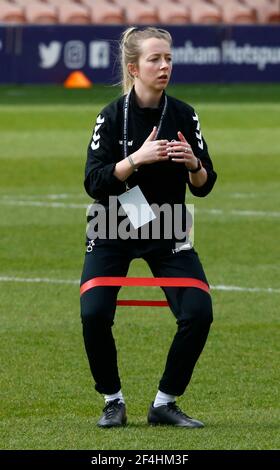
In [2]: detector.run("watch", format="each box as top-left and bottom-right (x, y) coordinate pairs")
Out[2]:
(188, 158), (202, 173)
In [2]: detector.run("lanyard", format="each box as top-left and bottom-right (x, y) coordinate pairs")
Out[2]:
(123, 90), (168, 160)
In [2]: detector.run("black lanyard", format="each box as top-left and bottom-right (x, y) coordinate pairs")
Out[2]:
(123, 90), (168, 160)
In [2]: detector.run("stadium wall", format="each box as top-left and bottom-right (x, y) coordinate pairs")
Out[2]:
(0, 25), (280, 84)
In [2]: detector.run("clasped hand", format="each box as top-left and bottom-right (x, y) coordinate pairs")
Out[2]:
(137, 127), (197, 170)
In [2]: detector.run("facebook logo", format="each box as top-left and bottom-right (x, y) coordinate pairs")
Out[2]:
(89, 41), (109, 68)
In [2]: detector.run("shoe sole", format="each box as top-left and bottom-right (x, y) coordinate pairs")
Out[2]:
(97, 423), (127, 428)
(148, 420), (204, 428)
(97, 418), (127, 428)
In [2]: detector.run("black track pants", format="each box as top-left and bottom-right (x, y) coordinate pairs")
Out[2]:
(80, 239), (213, 396)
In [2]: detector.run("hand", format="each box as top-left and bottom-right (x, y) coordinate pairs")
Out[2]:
(132, 127), (169, 166)
(167, 131), (198, 170)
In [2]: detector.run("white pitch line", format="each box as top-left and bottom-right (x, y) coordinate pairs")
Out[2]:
(2, 194), (72, 200)
(0, 276), (79, 285)
(1, 193), (86, 200)
(197, 208), (280, 218)
(230, 193), (258, 199)
(0, 276), (279, 294)
(210, 284), (280, 294)
(0, 200), (88, 209)
(0, 199), (280, 218)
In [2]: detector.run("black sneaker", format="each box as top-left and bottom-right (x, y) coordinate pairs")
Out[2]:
(147, 402), (204, 428)
(97, 399), (127, 428)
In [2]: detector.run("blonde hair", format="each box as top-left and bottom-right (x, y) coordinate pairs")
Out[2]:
(120, 27), (172, 95)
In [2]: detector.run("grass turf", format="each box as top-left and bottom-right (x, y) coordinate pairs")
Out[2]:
(0, 84), (279, 450)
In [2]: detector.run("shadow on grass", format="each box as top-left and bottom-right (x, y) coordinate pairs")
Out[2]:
(94, 420), (280, 432)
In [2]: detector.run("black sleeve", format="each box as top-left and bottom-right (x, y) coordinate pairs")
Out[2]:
(84, 110), (124, 199)
(185, 108), (217, 197)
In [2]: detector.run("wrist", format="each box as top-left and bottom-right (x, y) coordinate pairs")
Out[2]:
(187, 158), (202, 173)
(127, 154), (138, 172)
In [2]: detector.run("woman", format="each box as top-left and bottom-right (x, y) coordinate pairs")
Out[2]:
(80, 27), (217, 428)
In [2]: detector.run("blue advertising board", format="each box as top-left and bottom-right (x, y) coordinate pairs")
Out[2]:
(0, 25), (279, 84)
(0, 26), (14, 83)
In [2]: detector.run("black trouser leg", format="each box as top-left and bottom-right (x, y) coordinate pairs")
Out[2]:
(81, 286), (122, 394)
(80, 241), (130, 394)
(159, 288), (213, 396)
(146, 248), (213, 396)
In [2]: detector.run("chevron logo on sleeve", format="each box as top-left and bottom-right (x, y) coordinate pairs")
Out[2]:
(192, 112), (204, 150)
(91, 114), (105, 150)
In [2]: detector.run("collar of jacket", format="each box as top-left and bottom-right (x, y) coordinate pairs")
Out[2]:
(130, 86), (166, 116)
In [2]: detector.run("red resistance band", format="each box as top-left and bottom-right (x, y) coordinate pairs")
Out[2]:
(80, 277), (210, 307)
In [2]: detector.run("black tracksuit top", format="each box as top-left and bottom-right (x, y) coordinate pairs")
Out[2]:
(85, 88), (217, 210)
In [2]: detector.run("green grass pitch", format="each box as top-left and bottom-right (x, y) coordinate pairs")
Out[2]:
(0, 84), (279, 450)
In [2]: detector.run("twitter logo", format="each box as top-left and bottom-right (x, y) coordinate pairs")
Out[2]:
(39, 41), (62, 68)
